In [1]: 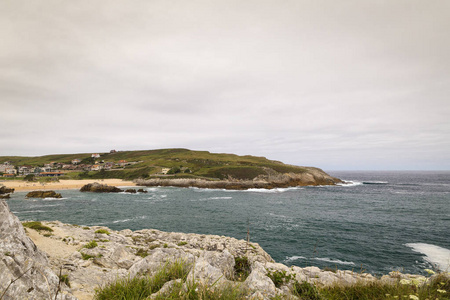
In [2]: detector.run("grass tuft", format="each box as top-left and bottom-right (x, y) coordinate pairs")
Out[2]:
(84, 240), (98, 249)
(94, 260), (190, 300)
(95, 229), (111, 235)
(22, 221), (53, 232)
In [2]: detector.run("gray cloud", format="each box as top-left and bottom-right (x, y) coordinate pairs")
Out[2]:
(1, 0), (449, 170)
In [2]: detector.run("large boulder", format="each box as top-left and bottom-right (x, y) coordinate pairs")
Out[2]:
(79, 182), (123, 193)
(0, 186), (14, 194)
(0, 199), (75, 299)
(26, 190), (62, 198)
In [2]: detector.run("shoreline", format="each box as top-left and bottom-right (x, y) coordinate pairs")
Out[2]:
(0, 179), (136, 192)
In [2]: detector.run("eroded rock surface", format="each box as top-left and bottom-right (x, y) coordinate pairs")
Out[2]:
(0, 200), (75, 300)
(79, 182), (123, 193)
(26, 190), (63, 198)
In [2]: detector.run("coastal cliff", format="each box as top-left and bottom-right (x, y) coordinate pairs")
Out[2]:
(136, 167), (342, 190)
(2, 200), (447, 300)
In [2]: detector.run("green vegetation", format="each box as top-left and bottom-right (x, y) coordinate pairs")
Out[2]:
(234, 257), (251, 281)
(58, 274), (71, 288)
(266, 269), (294, 288)
(80, 253), (94, 260)
(95, 229), (111, 235)
(136, 248), (149, 258)
(22, 221), (53, 232)
(94, 260), (190, 300)
(23, 174), (36, 181)
(0, 148), (313, 181)
(84, 240), (98, 249)
(177, 241), (188, 246)
(99, 255), (450, 299)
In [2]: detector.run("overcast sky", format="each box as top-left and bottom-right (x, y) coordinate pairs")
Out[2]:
(1, 1), (449, 170)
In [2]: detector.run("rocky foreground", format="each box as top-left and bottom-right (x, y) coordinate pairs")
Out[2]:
(0, 199), (446, 300)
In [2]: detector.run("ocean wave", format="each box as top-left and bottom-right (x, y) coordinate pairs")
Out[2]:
(96, 215), (148, 225)
(43, 197), (67, 200)
(314, 257), (356, 266)
(363, 181), (388, 185)
(284, 255), (307, 262)
(243, 187), (304, 193)
(337, 181), (363, 187)
(405, 243), (450, 271)
(190, 187), (303, 193)
(13, 210), (47, 214)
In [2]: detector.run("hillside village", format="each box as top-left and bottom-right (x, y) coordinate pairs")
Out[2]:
(0, 151), (152, 178)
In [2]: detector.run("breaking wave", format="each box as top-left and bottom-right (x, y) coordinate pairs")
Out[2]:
(406, 243), (450, 271)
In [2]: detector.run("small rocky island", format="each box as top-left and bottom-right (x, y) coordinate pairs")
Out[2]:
(26, 190), (63, 198)
(1, 199), (446, 300)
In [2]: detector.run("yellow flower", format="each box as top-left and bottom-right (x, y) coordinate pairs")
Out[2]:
(408, 295), (419, 300)
(424, 269), (436, 275)
(400, 279), (412, 285)
(437, 289), (447, 294)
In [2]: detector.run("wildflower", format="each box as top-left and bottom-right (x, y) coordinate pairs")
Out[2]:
(400, 279), (412, 285)
(437, 289), (447, 294)
(408, 295), (419, 300)
(424, 269), (436, 275)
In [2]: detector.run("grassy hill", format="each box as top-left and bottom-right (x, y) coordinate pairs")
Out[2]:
(0, 149), (338, 185)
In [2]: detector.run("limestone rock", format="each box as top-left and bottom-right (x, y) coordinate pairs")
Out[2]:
(26, 190), (63, 198)
(0, 199), (75, 300)
(0, 186), (14, 194)
(79, 182), (123, 193)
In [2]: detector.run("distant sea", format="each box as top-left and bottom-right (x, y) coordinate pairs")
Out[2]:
(6, 171), (450, 275)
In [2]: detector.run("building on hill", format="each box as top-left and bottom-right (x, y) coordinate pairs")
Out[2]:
(91, 153), (101, 158)
(161, 168), (171, 175)
(72, 159), (81, 165)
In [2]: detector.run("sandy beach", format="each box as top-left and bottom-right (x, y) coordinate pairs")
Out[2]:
(0, 179), (136, 192)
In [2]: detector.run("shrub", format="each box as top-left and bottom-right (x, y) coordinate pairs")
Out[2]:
(234, 257), (251, 281)
(94, 260), (190, 300)
(84, 240), (98, 249)
(177, 241), (188, 246)
(292, 281), (321, 300)
(267, 269), (293, 288)
(59, 274), (71, 288)
(22, 221), (53, 232)
(95, 229), (111, 235)
(81, 253), (94, 260)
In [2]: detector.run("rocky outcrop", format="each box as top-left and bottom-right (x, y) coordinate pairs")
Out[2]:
(11, 219), (442, 300)
(26, 190), (63, 198)
(0, 200), (75, 300)
(79, 182), (123, 193)
(0, 186), (15, 194)
(136, 168), (342, 190)
(2, 200), (443, 299)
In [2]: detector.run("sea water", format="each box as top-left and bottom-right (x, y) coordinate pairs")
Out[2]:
(6, 171), (450, 275)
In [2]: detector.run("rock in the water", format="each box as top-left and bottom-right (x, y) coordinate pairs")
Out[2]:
(0, 194), (10, 199)
(125, 189), (137, 193)
(79, 182), (123, 193)
(0, 186), (14, 194)
(0, 199), (75, 300)
(26, 190), (63, 198)
(137, 189), (148, 193)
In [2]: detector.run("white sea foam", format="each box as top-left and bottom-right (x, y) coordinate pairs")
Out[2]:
(43, 197), (66, 200)
(406, 243), (450, 271)
(243, 187), (303, 193)
(284, 255), (307, 262)
(314, 257), (356, 266)
(209, 196), (232, 200)
(14, 210), (47, 214)
(337, 181), (363, 187)
(97, 215), (148, 225)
